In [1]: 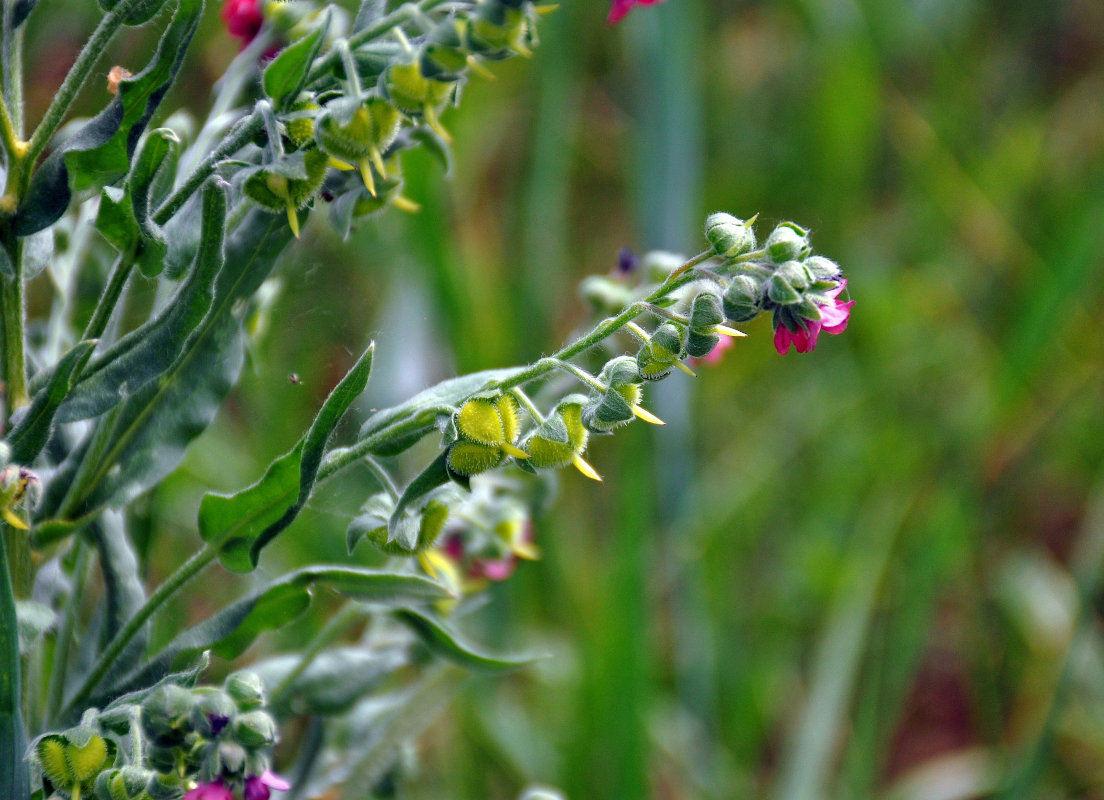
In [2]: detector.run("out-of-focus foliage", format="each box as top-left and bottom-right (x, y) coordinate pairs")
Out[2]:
(22, 0), (1104, 797)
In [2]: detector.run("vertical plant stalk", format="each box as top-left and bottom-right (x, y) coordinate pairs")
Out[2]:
(45, 539), (93, 722)
(1, 0), (24, 136)
(1, 229), (27, 411)
(1, 529), (31, 800)
(81, 255), (135, 342)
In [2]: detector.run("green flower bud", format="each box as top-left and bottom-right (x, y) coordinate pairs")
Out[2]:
(218, 740), (248, 775)
(242, 148), (329, 212)
(145, 771), (188, 800)
(225, 671), (266, 711)
(704, 212), (756, 258)
(233, 709), (278, 749)
(285, 99), (319, 149)
(457, 397), (506, 446)
(191, 689), (237, 738)
(583, 389), (634, 433)
(804, 255), (841, 281)
(316, 98), (401, 164)
(421, 19), (470, 80)
(636, 348), (672, 381)
(765, 223), (808, 264)
(723, 274), (764, 322)
(776, 259), (810, 291)
(648, 322), (687, 362)
(598, 356), (641, 387)
(686, 330), (720, 359)
(383, 58), (454, 117)
(464, 0), (531, 60)
(690, 292), (725, 332)
(447, 441), (505, 476)
(141, 684), (195, 745)
(767, 272), (801, 305)
(523, 398), (588, 469)
(94, 766), (152, 800)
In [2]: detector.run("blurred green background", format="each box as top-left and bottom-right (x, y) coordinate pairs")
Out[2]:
(25, 0), (1104, 797)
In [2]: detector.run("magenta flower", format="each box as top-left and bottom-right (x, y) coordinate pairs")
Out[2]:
(774, 280), (854, 354)
(244, 770), (291, 800)
(608, 0), (666, 25)
(184, 781), (233, 800)
(221, 0), (264, 45)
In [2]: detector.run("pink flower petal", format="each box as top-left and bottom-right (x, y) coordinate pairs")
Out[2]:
(820, 300), (853, 334)
(261, 771), (291, 792)
(607, 0), (666, 24)
(774, 326), (795, 354)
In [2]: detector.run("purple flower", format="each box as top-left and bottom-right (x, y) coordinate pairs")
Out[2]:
(774, 280), (854, 354)
(608, 0), (666, 25)
(184, 781), (233, 800)
(221, 0), (263, 45)
(244, 770), (291, 800)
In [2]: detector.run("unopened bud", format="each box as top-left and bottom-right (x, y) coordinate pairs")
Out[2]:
(764, 223), (808, 264)
(447, 441), (505, 476)
(141, 684), (194, 745)
(234, 710), (278, 749)
(690, 292), (724, 331)
(804, 255), (841, 282)
(191, 690), (237, 738)
(705, 212), (756, 259)
(723, 275), (763, 322)
(225, 671), (266, 711)
(598, 356), (641, 387)
(767, 272), (801, 305)
(776, 259), (810, 291)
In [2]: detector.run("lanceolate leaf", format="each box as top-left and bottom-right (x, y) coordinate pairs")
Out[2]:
(60, 182), (227, 423)
(357, 367), (526, 456)
(263, 12), (330, 111)
(6, 340), (97, 465)
(198, 342), (375, 573)
(393, 607), (543, 672)
(44, 209), (292, 528)
(93, 568), (451, 706)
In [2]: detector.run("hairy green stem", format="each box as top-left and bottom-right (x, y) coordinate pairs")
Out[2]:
(152, 113), (264, 225)
(24, 0), (148, 169)
(45, 539), (92, 723)
(319, 250), (716, 477)
(1, 0), (23, 137)
(59, 544), (219, 720)
(1, 527), (30, 800)
(270, 602), (366, 706)
(1, 228), (26, 411)
(81, 254), (134, 342)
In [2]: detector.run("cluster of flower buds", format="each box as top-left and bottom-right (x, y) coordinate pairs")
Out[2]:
(141, 673), (280, 798)
(231, 0), (549, 236)
(705, 213), (853, 354)
(446, 394), (530, 477)
(37, 672), (287, 800)
(0, 441), (40, 530)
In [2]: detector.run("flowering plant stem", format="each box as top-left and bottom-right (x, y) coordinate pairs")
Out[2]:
(56, 247), (717, 720)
